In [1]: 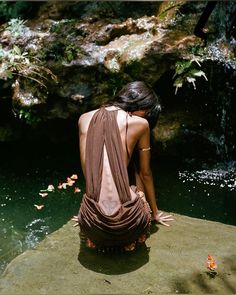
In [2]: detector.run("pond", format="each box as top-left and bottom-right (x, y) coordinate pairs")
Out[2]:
(0, 140), (83, 275)
(0, 140), (235, 275)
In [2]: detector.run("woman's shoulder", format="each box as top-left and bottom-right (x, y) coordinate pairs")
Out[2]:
(116, 109), (149, 130)
(129, 114), (149, 130)
(79, 109), (98, 122)
(78, 109), (98, 131)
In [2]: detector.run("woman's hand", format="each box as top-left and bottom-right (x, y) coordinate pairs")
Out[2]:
(152, 211), (174, 227)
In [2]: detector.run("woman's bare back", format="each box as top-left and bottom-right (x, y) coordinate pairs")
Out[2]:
(78, 106), (149, 215)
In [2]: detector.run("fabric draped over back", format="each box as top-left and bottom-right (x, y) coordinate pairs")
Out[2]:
(78, 107), (151, 247)
(85, 107), (131, 203)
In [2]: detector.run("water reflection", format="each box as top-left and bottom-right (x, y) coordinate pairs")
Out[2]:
(25, 218), (51, 248)
(153, 159), (236, 226)
(179, 161), (236, 191)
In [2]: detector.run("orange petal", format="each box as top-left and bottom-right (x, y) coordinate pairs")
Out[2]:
(206, 255), (217, 270)
(67, 178), (75, 186)
(70, 174), (78, 180)
(57, 183), (63, 189)
(74, 187), (81, 193)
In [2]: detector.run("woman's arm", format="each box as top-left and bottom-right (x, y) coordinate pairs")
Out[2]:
(137, 121), (173, 226)
(136, 124), (158, 216)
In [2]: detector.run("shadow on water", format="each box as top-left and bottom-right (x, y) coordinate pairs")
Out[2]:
(173, 255), (236, 293)
(78, 224), (159, 274)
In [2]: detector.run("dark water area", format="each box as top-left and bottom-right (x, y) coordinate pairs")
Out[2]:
(0, 139), (83, 274)
(0, 140), (236, 275)
(152, 157), (236, 226)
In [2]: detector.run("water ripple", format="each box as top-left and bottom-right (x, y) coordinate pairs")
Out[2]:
(179, 161), (236, 191)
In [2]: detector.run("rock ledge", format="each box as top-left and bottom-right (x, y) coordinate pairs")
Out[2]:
(0, 214), (235, 294)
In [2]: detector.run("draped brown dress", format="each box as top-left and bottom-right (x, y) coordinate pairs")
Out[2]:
(78, 107), (151, 249)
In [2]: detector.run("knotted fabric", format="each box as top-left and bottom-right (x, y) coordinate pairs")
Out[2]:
(78, 108), (151, 247)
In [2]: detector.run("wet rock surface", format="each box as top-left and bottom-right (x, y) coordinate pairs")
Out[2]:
(0, 214), (235, 294)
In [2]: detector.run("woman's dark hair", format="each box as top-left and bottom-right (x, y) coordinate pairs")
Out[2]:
(108, 81), (161, 129)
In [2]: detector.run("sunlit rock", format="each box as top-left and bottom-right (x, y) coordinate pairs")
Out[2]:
(0, 1), (235, 160)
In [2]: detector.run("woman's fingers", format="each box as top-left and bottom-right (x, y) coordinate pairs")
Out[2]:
(161, 216), (174, 221)
(162, 214), (173, 219)
(153, 211), (174, 226)
(159, 220), (170, 227)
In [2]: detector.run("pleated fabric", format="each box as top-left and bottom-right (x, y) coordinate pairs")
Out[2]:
(78, 107), (151, 247)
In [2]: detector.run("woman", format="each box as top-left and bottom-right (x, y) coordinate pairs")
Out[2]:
(73, 81), (173, 251)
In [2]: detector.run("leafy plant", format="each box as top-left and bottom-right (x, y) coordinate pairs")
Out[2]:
(0, 44), (57, 88)
(0, 2), (40, 21)
(173, 58), (208, 94)
(18, 109), (42, 125)
(108, 72), (128, 97)
(187, 44), (205, 56)
(64, 44), (80, 62)
(5, 18), (26, 39)
(125, 59), (142, 80)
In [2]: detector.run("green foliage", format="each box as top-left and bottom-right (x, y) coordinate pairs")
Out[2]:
(18, 109), (42, 125)
(125, 59), (142, 80)
(38, 42), (66, 62)
(39, 41), (83, 63)
(0, 1), (38, 21)
(108, 72), (128, 97)
(5, 18), (26, 39)
(0, 40), (57, 125)
(49, 19), (76, 34)
(38, 19), (83, 63)
(0, 16), (62, 125)
(187, 44), (205, 56)
(64, 44), (82, 63)
(0, 44), (57, 87)
(173, 58), (208, 94)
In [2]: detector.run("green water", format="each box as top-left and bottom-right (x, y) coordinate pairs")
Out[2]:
(153, 159), (236, 225)
(0, 141), (236, 275)
(0, 141), (84, 274)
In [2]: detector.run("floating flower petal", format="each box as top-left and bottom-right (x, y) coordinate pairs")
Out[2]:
(74, 187), (81, 193)
(67, 177), (75, 186)
(47, 184), (55, 192)
(57, 183), (63, 189)
(62, 183), (68, 189)
(39, 192), (48, 198)
(70, 174), (78, 180)
(34, 204), (44, 210)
